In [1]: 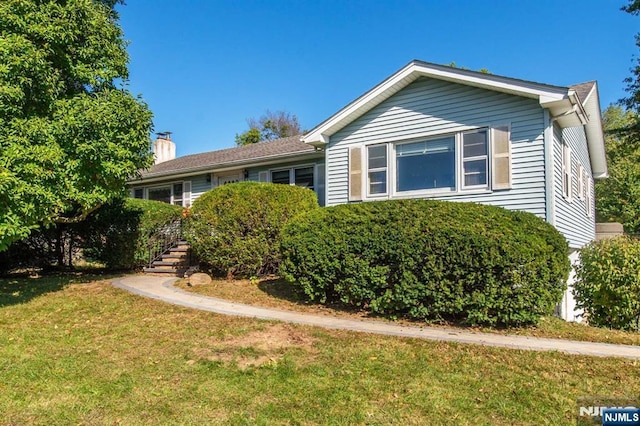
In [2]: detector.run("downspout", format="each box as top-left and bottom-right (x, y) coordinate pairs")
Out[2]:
(543, 109), (556, 226)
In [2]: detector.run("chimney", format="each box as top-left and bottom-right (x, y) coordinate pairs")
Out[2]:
(153, 131), (176, 164)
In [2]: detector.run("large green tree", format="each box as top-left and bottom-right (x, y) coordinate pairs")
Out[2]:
(235, 110), (301, 146)
(595, 106), (640, 232)
(596, 1), (640, 232)
(622, 0), (640, 117)
(0, 0), (153, 251)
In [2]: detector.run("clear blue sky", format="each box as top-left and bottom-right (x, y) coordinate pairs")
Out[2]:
(117, 1), (638, 157)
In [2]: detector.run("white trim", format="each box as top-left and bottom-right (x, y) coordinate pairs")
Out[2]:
(366, 144), (389, 198)
(130, 151), (322, 185)
(461, 128), (490, 191)
(360, 128), (496, 201)
(577, 163), (584, 200)
(543, 110), (555, 226)
(268, 163), (316, 191)
(302, 60), (578, 147)
(580, 82), (608, 178)
(215, 171), (244, 187)
(146, 184), (173, 204)
(314, 163), (326, 206)
(562, 140), (573, 202)
(135, 180), (190, 207)
(586, 177), (593, 219)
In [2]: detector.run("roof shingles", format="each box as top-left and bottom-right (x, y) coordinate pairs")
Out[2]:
(570, 81), (596, 104)
(139, 135), (315, 179)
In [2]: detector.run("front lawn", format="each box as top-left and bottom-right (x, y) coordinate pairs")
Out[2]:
(1, 274), (638, 424)
(177, 276), (640, 347)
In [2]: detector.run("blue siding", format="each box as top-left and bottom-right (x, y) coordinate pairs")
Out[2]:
(248, 160), (325, 205)
(326, 77), (547, 219)
(553, 124), (595, 248)
(189, 174), (212, 204)
(129, 173), (211, 207)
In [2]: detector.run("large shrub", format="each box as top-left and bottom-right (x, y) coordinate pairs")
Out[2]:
(281, 199), (569, 327)
(80, 198), (184, 269)
(0, 198), (183, 272)
(574, 236), (640, 331)
(186, 181), (319, 278)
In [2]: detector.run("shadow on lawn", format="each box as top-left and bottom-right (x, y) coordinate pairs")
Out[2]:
(257, 277), (372, 316)
(0, 269), (116, 308)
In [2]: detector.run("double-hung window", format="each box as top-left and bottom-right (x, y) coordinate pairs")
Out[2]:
(368, 145), (387, 195)
(351, 126), (506, 201)
(172, 183), (183, 206)
(462, 130), (488, 188)
(271, 166), (315, 191)
(396, 136), (455, 192)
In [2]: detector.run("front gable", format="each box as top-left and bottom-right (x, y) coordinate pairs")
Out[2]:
(322, 76), (549, 218)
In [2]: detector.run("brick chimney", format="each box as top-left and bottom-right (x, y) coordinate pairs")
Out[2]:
(153, 131), (176, 164)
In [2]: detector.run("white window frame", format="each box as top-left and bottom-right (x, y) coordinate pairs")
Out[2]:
(562, 141), (573, 201)
(268, 164), (316, 191)
(461, 129), (490, 190)
(586, 176), (593, 218)
(391, 135), (457, 197)
(367, 144), (388, 197)
(139, 181), (188, 207)
(577, 163), (584, 200)
(147, 184), (172, 204)
(360, 127), (495, 200)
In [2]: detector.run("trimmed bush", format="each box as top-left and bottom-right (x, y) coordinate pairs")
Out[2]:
(0, 198), (183, 272)
(80, 198), (184, 269)
(186, 181), (319, 278)
(281, 199), (569, 327)
(574, 236), (640, 331)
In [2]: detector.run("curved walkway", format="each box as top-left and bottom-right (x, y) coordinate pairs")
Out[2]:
(112, 275), (640, 360)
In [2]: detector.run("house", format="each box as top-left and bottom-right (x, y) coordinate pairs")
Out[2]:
(130, 134), (326, 206)
(129, 60), (607, 322)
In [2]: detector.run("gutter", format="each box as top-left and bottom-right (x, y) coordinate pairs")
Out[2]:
(129, 150), (323, 185)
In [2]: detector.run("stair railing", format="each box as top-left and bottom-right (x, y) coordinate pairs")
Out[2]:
(146, 218), (184, 268)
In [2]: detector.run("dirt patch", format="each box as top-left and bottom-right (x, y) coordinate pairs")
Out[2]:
(191, 323), (317, 369)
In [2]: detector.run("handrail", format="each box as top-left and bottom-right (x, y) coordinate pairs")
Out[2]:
(145, 218), (184, 267)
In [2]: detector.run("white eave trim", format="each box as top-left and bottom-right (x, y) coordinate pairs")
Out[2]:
(581, 82), (608, 178)
(129, 150), (322, 185)
(302, 60), (573, 146)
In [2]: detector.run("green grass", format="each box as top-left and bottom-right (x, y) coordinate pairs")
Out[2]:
(178, 277), (640, 346)
(1, 274), (639, 425)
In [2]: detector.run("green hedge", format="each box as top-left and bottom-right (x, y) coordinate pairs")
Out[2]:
(574, 236), (640, 331)
(79, 198), (183, 269)
(0, 198), (183, 272)
(281, 199), (569, 327)
(186, 181), (319, 278)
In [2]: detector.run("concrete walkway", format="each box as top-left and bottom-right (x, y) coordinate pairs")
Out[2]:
(112, 275), (640, 360)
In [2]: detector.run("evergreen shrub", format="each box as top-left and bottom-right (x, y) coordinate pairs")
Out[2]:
(187, 181), (319, 278)
(281, 199), (569, 327)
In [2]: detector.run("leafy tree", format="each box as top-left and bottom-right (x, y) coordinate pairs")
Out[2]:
(595, 106), (640, 232)
(622, 0), (640, 116)
(0, 0), (153, 251)
(235, 110), (301, 146)
(596, 1), (640, 232)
